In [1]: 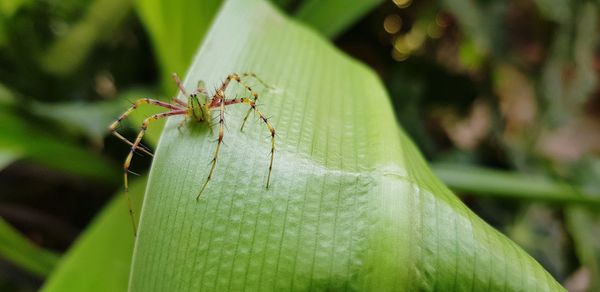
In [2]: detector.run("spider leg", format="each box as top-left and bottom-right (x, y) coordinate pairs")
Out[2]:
(123, 109), (187, 235)
(112, 131), (154, 157)
(222, 97), (275, 188)
(109, 98), (184, 156)
(171, 97), (187, 107)
(214, 73), (269, 131)
(109, 98), (185, 133)
(238, 72), (274, 90)
(238, 73), (273, 131)
(197, 99), (225, 199)
(171, 73), (189, 96)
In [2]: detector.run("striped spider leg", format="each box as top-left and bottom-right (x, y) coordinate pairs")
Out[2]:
(234, 73), (274, 131)
(196, 73), (276, 199)
(108, 73), (275, 235)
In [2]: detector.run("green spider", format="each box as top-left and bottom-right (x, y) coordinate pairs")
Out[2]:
(109, 73), (275, 234)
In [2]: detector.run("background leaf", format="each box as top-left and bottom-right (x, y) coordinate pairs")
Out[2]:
(30, 88), (157, 146)
(41, 178), (146, 292)
(129, 0), (563, 290)
(295, 0), (385, 38)
(0, 217), (59, 277)
(134, 0), (222, 92)
(0, 108), (117, 182)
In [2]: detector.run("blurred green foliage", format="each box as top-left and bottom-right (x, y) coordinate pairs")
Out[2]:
(0, 217), (59, 277)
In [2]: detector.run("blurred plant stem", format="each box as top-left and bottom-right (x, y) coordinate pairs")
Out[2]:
(566, 208), (600, 291)
(433, 163), (600, 208)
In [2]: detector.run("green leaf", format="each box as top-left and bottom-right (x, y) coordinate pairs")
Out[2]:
(0, 217), (59, 277)
(130, 0), (564, 290)
(31, 100), (129, 145)
(295, 0), (385, 38)
(30, 88), (157, 146)
(41, 178), (146, 292)
(134, 0), (222, 92)
(0, 108), (118, 182)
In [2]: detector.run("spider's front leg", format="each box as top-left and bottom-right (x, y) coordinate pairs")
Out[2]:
(109, 98), (184, 156)
(122, 109), (187, 235)
(197, 98), (225, 199)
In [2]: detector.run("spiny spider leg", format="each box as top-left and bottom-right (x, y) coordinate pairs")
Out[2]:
(239, 72), (273, 88)
(108, 98), (185, 156)
(197, 99), (225, 200)
(112, 131), (154, 157)
(171, 97), (187, 107)
(123, 109), (187, 235)
(172, 72), (208, 97)
(211, 73), (272, 131)
(171, 73), (189, 96)
(237, 73), (274, 131)
(109, 98), (185, 133)
(223, 97), (276, 188)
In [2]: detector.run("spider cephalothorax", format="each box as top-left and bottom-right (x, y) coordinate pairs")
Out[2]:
(109, 73), (275, 234)
(185, 80), (212, 124)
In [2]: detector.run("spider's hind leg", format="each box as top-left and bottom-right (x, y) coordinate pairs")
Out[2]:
(197, 99), (225, 199)
(249, 102), (276, 189)
(223, 97), (276, 188)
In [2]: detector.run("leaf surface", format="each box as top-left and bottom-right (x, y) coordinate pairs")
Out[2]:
(130, 0), (564, 290)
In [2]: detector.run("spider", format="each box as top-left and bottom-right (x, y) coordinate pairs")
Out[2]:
(108, 73), (276, 234)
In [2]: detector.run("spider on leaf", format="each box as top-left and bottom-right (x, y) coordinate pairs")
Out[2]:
(108, 73), (276, 235)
